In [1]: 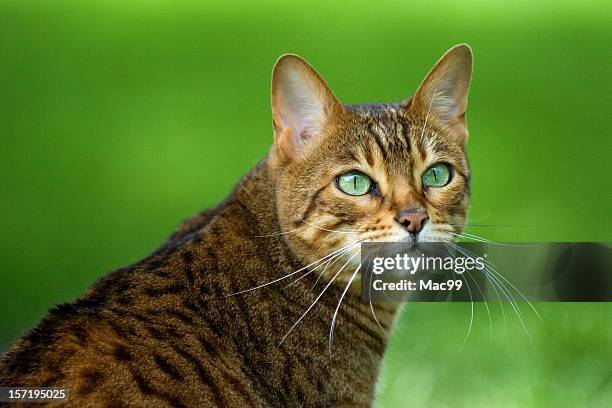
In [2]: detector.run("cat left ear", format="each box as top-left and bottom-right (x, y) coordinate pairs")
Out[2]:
(271, 54), (344, 160)
(406, 44), (473, 146)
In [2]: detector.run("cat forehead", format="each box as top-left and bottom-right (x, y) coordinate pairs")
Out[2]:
(337, 105), (445, 153)
(321, 105), (465, 174)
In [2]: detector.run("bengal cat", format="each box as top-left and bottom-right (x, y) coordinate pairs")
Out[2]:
(0, 44), (473, 407)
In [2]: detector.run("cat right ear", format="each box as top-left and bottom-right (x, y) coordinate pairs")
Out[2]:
(271, 55), (343, 160)
(406, 44), (473, 146)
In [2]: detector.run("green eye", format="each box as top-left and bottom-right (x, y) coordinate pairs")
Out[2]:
(337, 171), (372, 196)
(422, 163), (451, 188)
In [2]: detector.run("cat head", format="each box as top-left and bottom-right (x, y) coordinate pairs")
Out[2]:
(268, 45), (472, 267)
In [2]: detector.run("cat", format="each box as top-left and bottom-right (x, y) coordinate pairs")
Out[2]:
(0, 44), (473, 407)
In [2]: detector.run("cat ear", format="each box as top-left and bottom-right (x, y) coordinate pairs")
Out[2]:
(406, 44), (473, 145)
(271, 54), (344, 160)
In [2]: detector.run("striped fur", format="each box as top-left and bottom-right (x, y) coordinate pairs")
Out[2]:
(0, 45), (472, 407)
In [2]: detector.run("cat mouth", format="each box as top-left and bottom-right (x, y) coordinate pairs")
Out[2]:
(369, 235), (450, 245)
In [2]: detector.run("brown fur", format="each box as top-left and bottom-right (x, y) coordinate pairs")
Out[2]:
(0, 45), (473, 407)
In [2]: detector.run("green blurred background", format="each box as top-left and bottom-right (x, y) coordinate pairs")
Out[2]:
(1, 0), (611, 406)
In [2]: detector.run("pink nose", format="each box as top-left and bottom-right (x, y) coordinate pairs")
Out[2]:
(395, 209), (429, 234)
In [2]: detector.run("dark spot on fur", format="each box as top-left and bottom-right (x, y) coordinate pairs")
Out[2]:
(116, 295), (133, 306)
(182, 250), (194, 263)
(182, 298), (200, 313)
(3, 350), (37, 375)
(75, 297), (106, 310)
(154, 270), (170, 278)
(184, 266), (194, 284)
(113, 344), (132, 362)
(70, 325), (88, 345)
(147, 325), (166, 340)
(78, 368), (105, 395)
(114, 281), (132, 295)
(40, 373), (65, 387)
(147, 260), (163, 271)
(24, 323), (56, 347)
(145, 284), (186, 297)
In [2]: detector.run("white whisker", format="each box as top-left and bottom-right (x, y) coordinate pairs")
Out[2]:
(465, 211), (493, 223)
(287, 244), (355, 289)
(460, 271), (475, 351)
(449, 242), (535, 343)
(482, 265), (508, 338)
(469, 273), (492, 345)
(452, 242), (542, 322)
(278, 251), (360, 346)
(445, 245), (492, 347)
(299, 218), (361, 234)
(254, 227), (303, 237)
(364, 247), (389, 336)
(448, 231), (532, 248)
(228, 241), (361, 296)
(419, 86), (437, 140)
(328, 263), (362, 355)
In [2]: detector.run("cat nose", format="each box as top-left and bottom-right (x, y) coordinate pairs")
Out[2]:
(395, 209), (429, 234)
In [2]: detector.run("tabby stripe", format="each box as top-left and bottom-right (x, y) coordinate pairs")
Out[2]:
(313, 290), (385, 352)
(165, 309), (195, 326)
(107, 320), (132, 339)
(198, 310), (224, 339)
(226, 336), (277, 406)
(366, 121), (388, 160)
(168, 344), (226, 407)
(298, 185), (326, 224)
(223, 272), (272, 404)
(417, 131), (428, 161)
(364, 143), (375, 166)
(153, 354), (184, 381)
(293, 352), (321, 396)
(394, 121), (409, 150)
(225, 274), (257, 342)
(400, 120), (412, 151)
(130, 368), (188, 408)
(146, 325), (165, 340)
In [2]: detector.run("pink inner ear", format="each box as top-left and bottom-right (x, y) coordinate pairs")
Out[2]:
(428, 86), (460, 120)
(272, 55), (345, 158)
(272, 60), (335, 152)
(412, 46), (472, 126)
